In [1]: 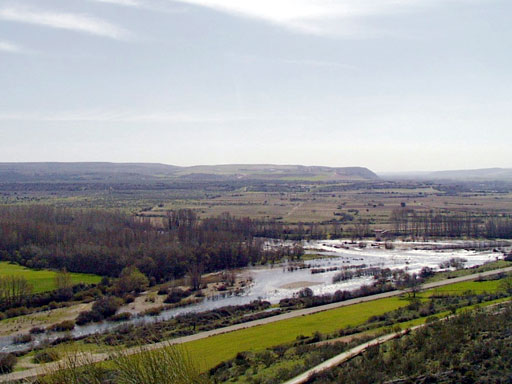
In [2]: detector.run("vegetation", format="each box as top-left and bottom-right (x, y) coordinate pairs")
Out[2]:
(182, 297), (407, 371)
(36, 344), (208, 384)
(307, 302), (512, 384)
(390, 206), (512, 238)
(0, 206), (302, 282)
(0, 261), (100, 294)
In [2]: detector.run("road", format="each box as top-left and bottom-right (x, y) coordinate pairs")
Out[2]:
(283, 326), (424, 384)
(1, 266), (511, 383)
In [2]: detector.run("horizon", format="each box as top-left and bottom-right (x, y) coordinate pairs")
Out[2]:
(0, 160), (510, 174)
(1, 0), (511, 171)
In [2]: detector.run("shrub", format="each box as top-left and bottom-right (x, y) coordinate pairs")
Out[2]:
(157, 286), (169, 295)
(109, 312), (132, 322)
(33, 350), (60, 364)
(142, 307), (164, 317)
(5, 306), (28, 318)
(115, 266), (149, 294)
(14, 333), (33, 344)
(164, 289), (188, 304)
(0, 353), (17, 374)
(123, 294), (135, 304)
(76, 310), (103, 325)
(30, 326), (46, 334)
(92, 296), (123, 318)
(47, 320), (75, 332)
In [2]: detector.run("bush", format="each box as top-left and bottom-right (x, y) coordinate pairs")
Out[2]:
(142, 307), (164, 317)
(157, 286), (169, 295)
(47, 320), (75, 332)
(5, 306), (28, 318)
(92, 296), (123, 318)
(33, 350), (60, 364)
(14, 333), (33, 344)
(123, 294), (135, 304)
(115, 266), (149, 294)
(164, 289), (188, 304)
(76, 310), (103, 325)
(30, 326), (46, 334)
(108, 312), (132, 322)
(0, 353), (17, 374)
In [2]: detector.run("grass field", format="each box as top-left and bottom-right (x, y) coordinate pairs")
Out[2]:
(0, 262), (101, 293)
(426, 260), (512, 283)
(184, 297), (408, 370)
(184, 278), (510, 371)
(427, 278), (505, 296)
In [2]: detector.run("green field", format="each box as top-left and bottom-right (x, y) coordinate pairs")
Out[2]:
(426, 260), (511, 283)
(0, 262), (101, 293)
(427, 278), (504, 296)
(185, 297), (408, 370)
(184, 278), (510, 371)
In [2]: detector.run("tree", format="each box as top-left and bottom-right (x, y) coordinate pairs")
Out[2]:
(55, 268), (73, 299)
(115, 266), (149, 294)
(0, 276), (32, 308)
(499, 277), (512, 294)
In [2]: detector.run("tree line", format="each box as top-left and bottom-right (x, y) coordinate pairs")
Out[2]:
(0, 206), (302, 282)
(390, 207), (512, 239)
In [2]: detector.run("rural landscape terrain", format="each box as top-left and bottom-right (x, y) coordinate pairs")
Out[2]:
(2, 0), (511, 382)
(0, 163), (511, 383)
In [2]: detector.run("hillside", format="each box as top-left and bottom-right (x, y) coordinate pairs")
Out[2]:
(427, 167), (512, 181)
(0, 163), (378, 183)
(381, 167), (512, 182)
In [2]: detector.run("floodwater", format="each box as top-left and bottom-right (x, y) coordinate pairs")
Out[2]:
(0, 240), (502, 353)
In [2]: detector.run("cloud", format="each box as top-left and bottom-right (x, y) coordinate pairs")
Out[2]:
(0, 40), (29, 54)
(90, 0), (141, 7)
(0, 6), (131, 40)
(0, 110), (256, 124)
(171, 0), (474, 35)
(231, 53), (357, 70)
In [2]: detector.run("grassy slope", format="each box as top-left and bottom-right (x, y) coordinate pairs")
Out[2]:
(0, 262), (101, 293)
(426, 260), (511, 283)
(185, 278), (508, 371)
(185, 297), (407, 371)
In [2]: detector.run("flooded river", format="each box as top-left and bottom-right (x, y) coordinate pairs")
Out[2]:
(0, 240), (503, 353)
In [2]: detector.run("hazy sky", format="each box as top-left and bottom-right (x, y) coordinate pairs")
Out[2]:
(1, 0), (511, 172)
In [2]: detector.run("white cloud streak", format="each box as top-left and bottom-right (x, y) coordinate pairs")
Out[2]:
(0, 6), (131, 40)
(171, 0), (475, 35)
(0, 110), (256, 124)
(91, 0), (142, 7)
(0, 40), (28, 54)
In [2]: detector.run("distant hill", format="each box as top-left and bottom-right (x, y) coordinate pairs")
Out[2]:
(380, 168), (512, 181)
(427, 168), (512, 181)
(0, 163), (378, 183)
(0, 162), (180, 182)
(175, 164), (378, 181)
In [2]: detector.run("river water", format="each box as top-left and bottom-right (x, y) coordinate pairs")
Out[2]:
(0, 240), (502, 353)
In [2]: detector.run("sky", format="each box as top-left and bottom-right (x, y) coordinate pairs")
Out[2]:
(0, 0), (511, 172)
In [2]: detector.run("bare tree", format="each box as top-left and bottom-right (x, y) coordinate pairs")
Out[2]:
(0, 276), (32, 307)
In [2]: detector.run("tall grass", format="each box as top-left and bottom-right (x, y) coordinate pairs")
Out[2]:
(36, 352), (105, 384)
(34, 343), (208, 384)
(112, 344), (208, 384)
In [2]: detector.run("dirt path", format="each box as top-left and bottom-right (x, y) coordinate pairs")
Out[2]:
(1, 266), (511, 383)
(283, 299), (511, 384)
(283, 326), (425, 384)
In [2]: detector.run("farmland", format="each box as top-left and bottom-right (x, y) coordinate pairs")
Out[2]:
(0, 262), (101, 294)
(183, 277), (509, 371)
